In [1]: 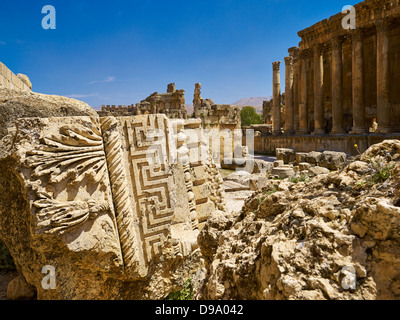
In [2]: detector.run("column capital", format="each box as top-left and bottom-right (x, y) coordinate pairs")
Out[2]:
(284, 56), (293, 66)
(298, 49), (311, 59)
(288, 47), (299, 58)
(351, 28), (365, 42)
(376, 19), (389, 33)
(331, 36), (344, 50)
(313, 43), (324, 55)
(272, 61), (281, 71)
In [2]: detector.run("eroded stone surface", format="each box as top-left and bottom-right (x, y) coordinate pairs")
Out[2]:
(0, 114), (225, 300)
(197, 140), (400, 300)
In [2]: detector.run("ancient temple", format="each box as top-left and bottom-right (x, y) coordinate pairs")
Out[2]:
(256, 0), (400, 155)
(99, 83), (187, 119)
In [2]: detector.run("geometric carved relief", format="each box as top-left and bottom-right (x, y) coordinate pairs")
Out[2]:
(101, 115), (180, 277)
(124, 115), (175, 264)
(13, 114), (225, 278)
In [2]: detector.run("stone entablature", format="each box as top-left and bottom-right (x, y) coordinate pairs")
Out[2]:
(298, 0), (400, 51)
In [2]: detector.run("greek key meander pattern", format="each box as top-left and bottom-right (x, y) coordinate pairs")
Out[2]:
(123, 116), (175, 264)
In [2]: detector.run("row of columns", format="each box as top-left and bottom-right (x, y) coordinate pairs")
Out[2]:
(272, 18), (393, 135)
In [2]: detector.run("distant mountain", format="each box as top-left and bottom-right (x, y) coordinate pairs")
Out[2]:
(186, 104), (194, 115)
(232, 96), (272, 107)
(232, 96), (272, 114)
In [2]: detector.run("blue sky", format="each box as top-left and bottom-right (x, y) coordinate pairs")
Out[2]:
(0, 0), (359, 108)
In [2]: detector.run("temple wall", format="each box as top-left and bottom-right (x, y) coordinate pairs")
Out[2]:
(250, 133), (400, 156)
(0, 62), (31, 92)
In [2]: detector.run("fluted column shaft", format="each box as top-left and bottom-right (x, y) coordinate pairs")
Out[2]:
(284, 56), (294, 135)
(313, 44), (325, 134)
(298, 52), (308, 134)
(351, 29), (367, 134)
(272, 61), (282, 135)
(376, 19), (391, 133)
(331, 36), (345, 134)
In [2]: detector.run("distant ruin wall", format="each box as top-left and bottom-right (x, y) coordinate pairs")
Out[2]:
(0, 62), (31, 92)
(249, 133), (400, 156)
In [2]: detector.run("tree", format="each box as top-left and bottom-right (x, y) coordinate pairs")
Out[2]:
(240, 106), (262, 127)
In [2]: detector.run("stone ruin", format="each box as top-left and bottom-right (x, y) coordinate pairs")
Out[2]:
(193, 83), (241, 131)
(0, 63), (227, 299)
(0, 61), (32, 92)
(99, 83), (187, 119)
(99, 83), (251, 173)
(1, 114), (226, 299)
(250, 0), (400, 156)
(192, 83), (252, 170)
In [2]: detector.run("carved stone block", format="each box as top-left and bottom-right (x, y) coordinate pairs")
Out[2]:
(14, 116), (123, 266)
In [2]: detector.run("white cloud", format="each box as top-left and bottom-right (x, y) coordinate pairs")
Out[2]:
(88, 76), (116, 85)
(65, 93), (99, 99)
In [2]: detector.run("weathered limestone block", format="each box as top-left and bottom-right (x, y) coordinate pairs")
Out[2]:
(176, 118), (227, 228)
(319, 151), (347, 171)
(299, 162), (311, 171)
(252, 159), (273, 175)
(271, 166), (295, 179)
(225, 171), (268, 191)
(276, 148), (296, 164)
(296, 152), (308, 164)
(1, 117), (124, 299)
(361, 140), (400, 162)
(305, 151), (323, 165)
(0, 62), (31, 92)
(100, 115), (201, 276)
(0, 114), (219, 300)
(7, 276), (36, 300)
(16, 74), (32, 91)
(308, 166), (330, 177)
(0, 89), (97, 159)
(274, 160), (285, 168)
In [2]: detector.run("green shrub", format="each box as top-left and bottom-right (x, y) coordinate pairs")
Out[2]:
(264, 186), (278, 196)
(369, 158), (394, 184)
(289, 174), (311, 184)
(240, 106), (262, 127)
(166, 279), (193, 300)
(0, 238), (16, 274)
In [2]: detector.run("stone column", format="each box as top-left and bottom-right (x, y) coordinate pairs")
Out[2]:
(284, 56), (294, 135)
(293, 58), (300, 133)
(298, 52), (308, 134)
(272, 61), (282, 135)
(376, 19), (392, 133)
(351, 29), (368, 134)
(288, 47), (300, 133)
(331, 36), (345, 134)
(313, 44), (325, 134)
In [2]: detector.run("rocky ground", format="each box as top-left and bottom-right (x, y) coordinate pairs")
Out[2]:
(0, 272), (18, 300)
(2, 140), (400, 300)
(197, 140), (400, 300)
